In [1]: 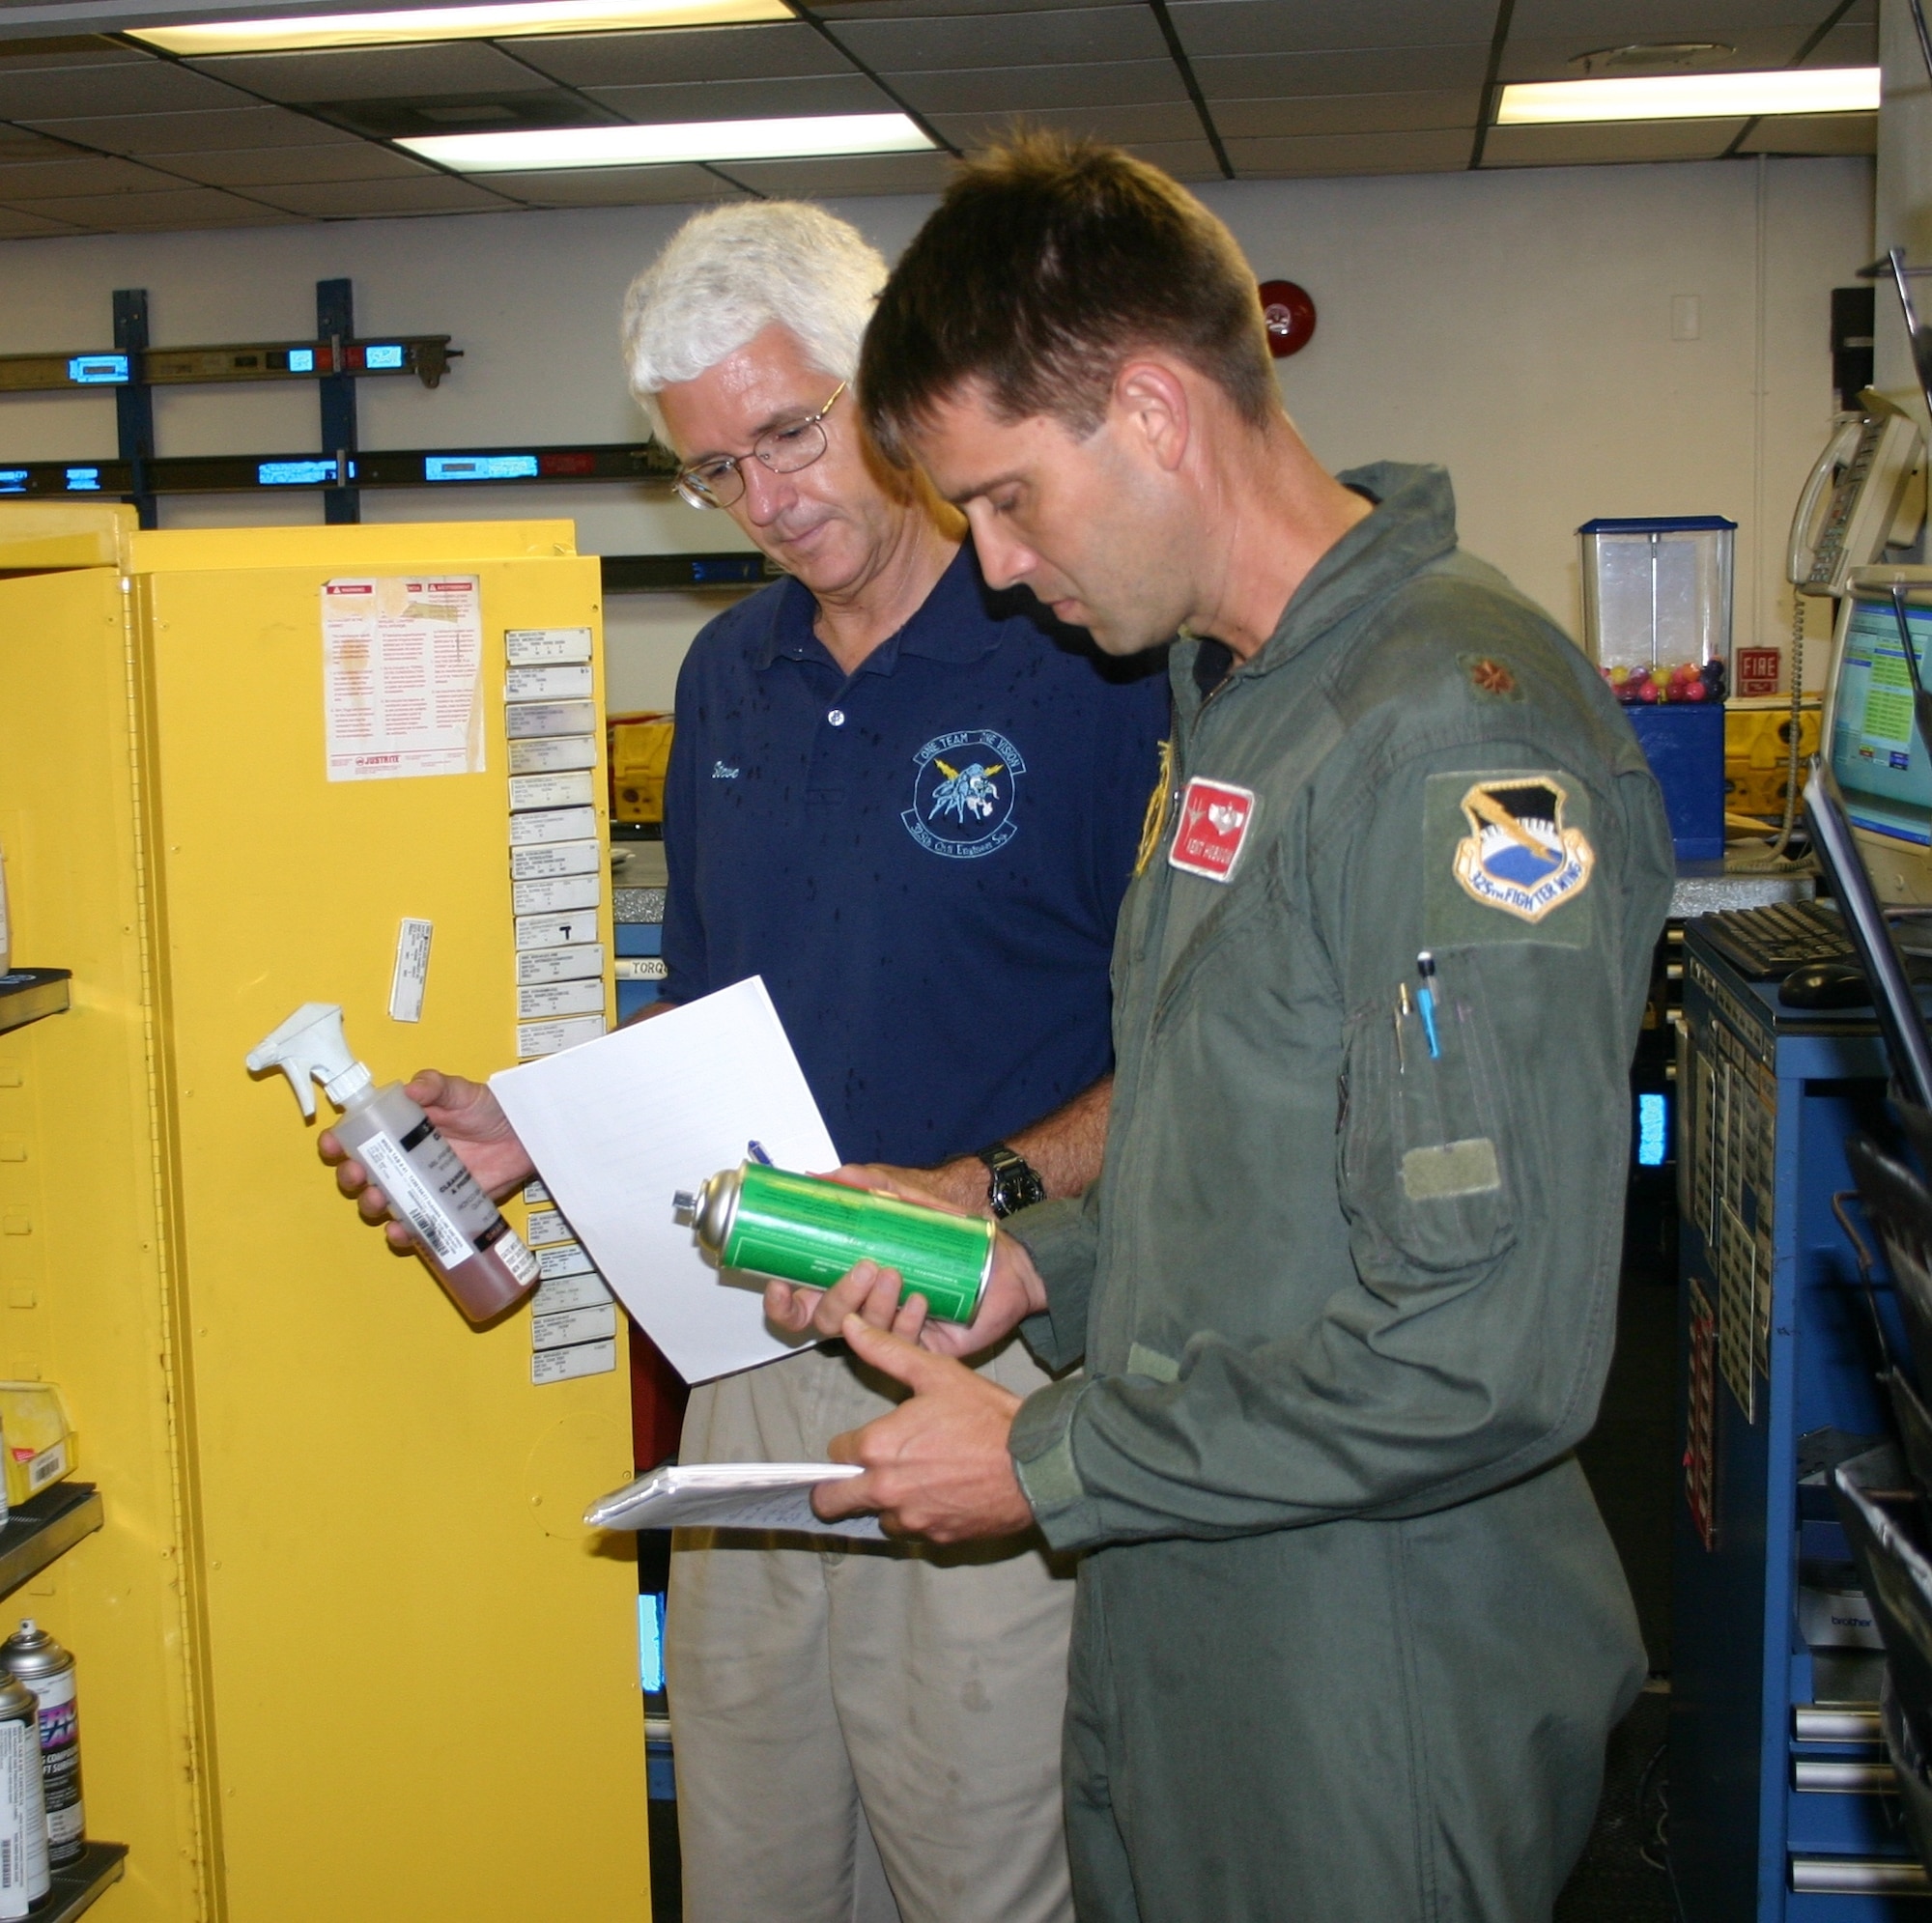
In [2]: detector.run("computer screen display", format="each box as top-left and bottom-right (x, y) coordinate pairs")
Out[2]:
(1830, 594), (1932, 847)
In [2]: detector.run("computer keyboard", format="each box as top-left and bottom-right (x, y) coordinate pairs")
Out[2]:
(1696, 900), (1854, 981)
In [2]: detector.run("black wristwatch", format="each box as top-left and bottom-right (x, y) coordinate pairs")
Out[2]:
(977, 1143), (1046, 1219)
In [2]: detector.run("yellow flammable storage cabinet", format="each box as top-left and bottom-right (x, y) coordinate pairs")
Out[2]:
(0, 504), (647, 1921)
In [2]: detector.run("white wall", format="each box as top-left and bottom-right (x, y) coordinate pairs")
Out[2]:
(0, 154), (1872, 705)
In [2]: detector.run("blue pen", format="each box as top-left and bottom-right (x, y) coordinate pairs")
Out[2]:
(1414, 952), (1441, 1060)
(747, 1140), (774, 1166)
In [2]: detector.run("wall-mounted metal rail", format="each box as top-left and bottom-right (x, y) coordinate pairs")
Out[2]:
(0, 334), (457, 393)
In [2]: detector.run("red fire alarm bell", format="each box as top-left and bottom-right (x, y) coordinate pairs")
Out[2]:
(1258, 280), (1317, 358)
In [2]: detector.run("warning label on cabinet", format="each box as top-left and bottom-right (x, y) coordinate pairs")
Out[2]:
(322, 577), (485, 783)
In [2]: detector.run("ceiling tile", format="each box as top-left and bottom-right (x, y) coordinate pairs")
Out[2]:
(932, 101), (1204, 146)
(1737, 110), (1877, 155)
(0, 57), (252, 119)
(1500, 31), (1826, 78)
(153, 143), (439, 186)
(0, 206), (81, 238)
(713, 149), (958, 193)
(1509, 0), (1836, 33)
(475, 161), (742, 203)
(1193, 44), (1492, 98)
(0, 154), (186, 197)
(1209, 88), (1480, 137)
(816, 0), (1125, 15)
(19, 105), (363, 153)
(1169, 0), (1496, 58)
(0, 35), (149, 69)
(829, 7), (1169, 73)
(513, 22), (852, 86)
(582, 72), (890, 120)
(1479, 118), (1747, 165)
(1222, 127), (1471, 174)
(247, 174), (521, 215)
(1116, 136), (1223, 180)
(1809, 20), (1878, 65)
(187, 42), (554, 104)
(888, 58), (1187, 113)
(0, 185), (303, 228)
(0, 125), (82, 160)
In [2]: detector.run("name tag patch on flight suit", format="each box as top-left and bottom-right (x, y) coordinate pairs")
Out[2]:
(1169, 778), (1258, 882)
(1423, 771), (1596, 947)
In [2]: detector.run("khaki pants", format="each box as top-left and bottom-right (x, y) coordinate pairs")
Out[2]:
(668, 1339), (1077, 1923)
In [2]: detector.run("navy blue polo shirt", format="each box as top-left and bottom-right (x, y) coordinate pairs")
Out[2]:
(662, 542), (1170, 1168)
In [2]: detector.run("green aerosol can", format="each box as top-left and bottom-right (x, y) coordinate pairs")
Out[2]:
(675, 1162), (994, 1324)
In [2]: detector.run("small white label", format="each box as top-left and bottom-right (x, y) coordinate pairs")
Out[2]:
(513, 873), (600, 918)
(506, 700), (598, 741)
(21, 1440), (66, 1495)
(523, 1178), (551, 1206)
(509, 734), (598, 776)
(517, 976), (605, 1021)
(506, 662), (593, 700)
(517, 1012), (607, 1059)
(532, 1271), (611, 1316)
(613, 957), (668, 982)
(508, 806), (598, 848)
(505, 626), (593, 666)
(525, 1206), (572, 1246)
(509, 770), (596, 812)
(516, 910), (597, 950)
(535, 1247), (601, 1289)
(531, 1338), (617, 1385)
(497, 1227), (540, 1287)
(388, 917), (433, 1023)
(510, 836), (601, 879)
(531, 1301), (618, 1351)
(516, 943), (604, 986)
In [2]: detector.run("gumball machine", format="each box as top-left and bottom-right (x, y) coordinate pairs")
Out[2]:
(1579, 515), (1736, 860)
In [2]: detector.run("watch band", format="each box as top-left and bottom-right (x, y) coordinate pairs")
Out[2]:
(977, 1143), (1046, 1219)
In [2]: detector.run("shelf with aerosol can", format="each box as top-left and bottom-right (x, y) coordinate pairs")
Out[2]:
(0, 1485), (101, 1606)
(0, 973), (70, 1039)
(38, 1841), (125, 1923)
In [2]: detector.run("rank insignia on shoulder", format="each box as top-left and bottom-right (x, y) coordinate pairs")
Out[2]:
(1461, 654), (1520, 700)
(1450, 776), (1593, 923)
(1169, 777), (1258, 883)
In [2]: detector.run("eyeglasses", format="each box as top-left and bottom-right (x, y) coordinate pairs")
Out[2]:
(674, 381), (847, 510)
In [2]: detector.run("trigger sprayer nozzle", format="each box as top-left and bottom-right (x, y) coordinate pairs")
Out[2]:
(245, 1002), (374, 1118)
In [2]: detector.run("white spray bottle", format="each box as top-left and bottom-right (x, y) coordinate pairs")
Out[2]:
(246, 1003), (538, 1324)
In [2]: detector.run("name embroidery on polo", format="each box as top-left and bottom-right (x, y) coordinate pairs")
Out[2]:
(712, 761), (740, 779)
(1169, 778), (1258, 882)
(901, 728), (1024, 859)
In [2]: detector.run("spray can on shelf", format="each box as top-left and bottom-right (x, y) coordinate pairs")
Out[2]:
(246, 1003), (539, 1325)
(0, 1623), (80, 1870)
(675, 1162), (994, 1325)
(0, 1671), (47, 1918)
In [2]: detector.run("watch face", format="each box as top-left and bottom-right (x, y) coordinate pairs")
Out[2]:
(993, 1164), (1047, 1216)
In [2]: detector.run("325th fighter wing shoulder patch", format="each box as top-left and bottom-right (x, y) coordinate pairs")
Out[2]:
(1423, 770), (1596, 947)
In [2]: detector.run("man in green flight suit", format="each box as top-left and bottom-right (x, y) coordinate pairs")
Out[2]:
(779, 135), (1675, 1921)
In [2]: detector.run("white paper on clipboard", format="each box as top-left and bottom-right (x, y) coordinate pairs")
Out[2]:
(489, 976), (838, 1383)
(321, 575), (485, 782)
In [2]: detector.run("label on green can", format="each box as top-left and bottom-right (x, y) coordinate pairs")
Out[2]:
(722, 1165), (993, 1323)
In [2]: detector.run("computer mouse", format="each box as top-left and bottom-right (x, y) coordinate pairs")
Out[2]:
(1778, 960), (1872, 1009)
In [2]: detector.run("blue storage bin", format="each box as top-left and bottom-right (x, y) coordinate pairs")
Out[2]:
(1626, 701), (1725, 862)
(615, 922), (664, 958)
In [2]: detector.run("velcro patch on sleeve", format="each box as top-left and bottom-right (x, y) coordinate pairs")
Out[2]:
(1424, 769), (1595, 948)
(1400, 1137), (1502, 1202)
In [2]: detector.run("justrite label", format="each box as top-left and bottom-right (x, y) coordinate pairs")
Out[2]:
(1169, 778), (1259, 883)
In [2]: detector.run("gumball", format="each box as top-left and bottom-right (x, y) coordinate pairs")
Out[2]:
(1682, 677), (1707, 701)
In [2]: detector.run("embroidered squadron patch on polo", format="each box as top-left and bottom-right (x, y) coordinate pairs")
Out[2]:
(1450, 777), (1594, 923)
(902, 728), (1024, 859)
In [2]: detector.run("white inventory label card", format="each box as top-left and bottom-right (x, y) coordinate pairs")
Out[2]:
(508, 806), (598, 849)
(518, 976), (605, 1022)
(513, 872), (600, 918)
(506, 700), (598, 741)
(518, 1012), (608, 1060)
(510, 836), (601, 880)
(509, 734), (598, 777)
(517, 909), (598, 950)
(523, 1178), (552, 1206)
(506, 626), (593, 666)
(323, 576), (485, 783)
(531, 1338), (617, 1385)
(614, 957), (668, 982)
(517, 943), (604, 986)
(509, 770), (596, 813)
(535, 1251), (603, 1293)
(531, 1301), (618, 1351)
(388, 917), (433, 1023)
(525, 1206), (572, 1246)
(505, 662), (593, 701)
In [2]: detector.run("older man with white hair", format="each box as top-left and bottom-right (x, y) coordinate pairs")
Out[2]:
(623, 203), (1168, 1923)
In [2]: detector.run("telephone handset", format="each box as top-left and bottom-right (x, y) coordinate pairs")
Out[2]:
(1789, 388), (1926, 597)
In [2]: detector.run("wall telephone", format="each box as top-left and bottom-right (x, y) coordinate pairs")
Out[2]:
(1788, 388), (1927, 596)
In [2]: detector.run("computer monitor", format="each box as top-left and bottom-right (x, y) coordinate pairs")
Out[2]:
(1828, 566), (1932, 904)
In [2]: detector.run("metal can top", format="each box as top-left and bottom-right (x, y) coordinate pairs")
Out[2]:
(0, 1671), (36, 1724)
(0, 1622), (70, 1683)
(681, 1165), (744, 1261)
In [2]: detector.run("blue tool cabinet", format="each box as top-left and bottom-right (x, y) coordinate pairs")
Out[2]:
(1673, 924), (1922, 1918)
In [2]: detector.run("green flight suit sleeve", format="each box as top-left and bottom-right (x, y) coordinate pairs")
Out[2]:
(1009, 735), (1666, 1550)
(1009, 1187), (1100, 1374)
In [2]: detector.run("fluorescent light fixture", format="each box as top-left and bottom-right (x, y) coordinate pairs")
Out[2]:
(399, 113), (933, 170)
(1498, 66), (1879, 124)
(130, 0), (786, 55)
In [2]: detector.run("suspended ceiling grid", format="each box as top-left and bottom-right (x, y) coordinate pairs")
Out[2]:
(0, 0), (1880, 240)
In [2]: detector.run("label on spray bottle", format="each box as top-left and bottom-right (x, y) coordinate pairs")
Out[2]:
(24, 1675), (78, 1865)
(357, 1123), (538, 1286)
(0, 1711), (47, 1916)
